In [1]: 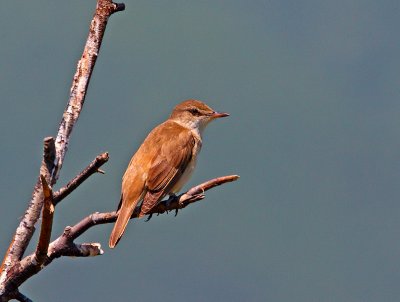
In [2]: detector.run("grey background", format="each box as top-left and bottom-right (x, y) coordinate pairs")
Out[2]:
(1, 1), (400, 301)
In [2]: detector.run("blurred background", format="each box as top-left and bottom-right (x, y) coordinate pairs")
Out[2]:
(1, 1), (400, 301)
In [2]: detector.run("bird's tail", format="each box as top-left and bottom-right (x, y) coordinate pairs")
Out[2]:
(109, 201), (136, 248)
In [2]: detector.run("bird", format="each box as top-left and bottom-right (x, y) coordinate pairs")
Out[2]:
(109, 99), (229, 248)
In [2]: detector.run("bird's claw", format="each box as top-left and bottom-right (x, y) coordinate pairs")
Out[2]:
(145, 213), (153, 222)
(166, 193), (177, 206)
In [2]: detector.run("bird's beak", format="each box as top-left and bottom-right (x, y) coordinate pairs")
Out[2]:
(211, 111), (229, 118)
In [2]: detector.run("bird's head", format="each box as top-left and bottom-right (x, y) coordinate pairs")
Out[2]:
(170, 99), (229, 133)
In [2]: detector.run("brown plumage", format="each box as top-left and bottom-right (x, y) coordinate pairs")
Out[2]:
(109, 99), (228, 248)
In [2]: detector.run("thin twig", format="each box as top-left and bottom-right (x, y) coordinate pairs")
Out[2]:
(186, 175), (240, 195)
(53, 152), (109, 205)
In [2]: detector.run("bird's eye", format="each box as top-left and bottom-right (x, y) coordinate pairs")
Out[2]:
(188, 108), (200, 115)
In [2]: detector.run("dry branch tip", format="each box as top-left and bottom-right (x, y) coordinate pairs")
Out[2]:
(114, 3), (125, 12)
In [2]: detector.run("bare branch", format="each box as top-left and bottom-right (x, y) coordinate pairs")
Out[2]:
(178, 175), (239, 207)
(7, 239), (104, 293)
(186, 175), (240, 195)
(61, 175), (240, 239)
(3, 155), (110, 293)
(53, 1), (124, 181)
(0, 1), (238, 301)
(41, 137), (57, 183)
(54, 152), (109, 205)
(2, 171), (237, 295)
(49, 241), (104, 258)
(1, 0), (123, 269)
(35, 176), (55, 265)
(0, 1), (124, 299)
(67, 243), (104, 257)
(0, 137), (55, 288)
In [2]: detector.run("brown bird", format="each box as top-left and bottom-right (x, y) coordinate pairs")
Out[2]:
(109, 99), (229, 248)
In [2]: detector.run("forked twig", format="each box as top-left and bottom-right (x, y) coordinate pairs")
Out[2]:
(54, 152), (110, 205)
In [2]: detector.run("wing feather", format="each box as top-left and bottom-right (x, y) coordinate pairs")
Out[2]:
(140, 124), (195, 215)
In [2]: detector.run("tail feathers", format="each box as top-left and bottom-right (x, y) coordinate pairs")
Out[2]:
(109, 204), (136, 248)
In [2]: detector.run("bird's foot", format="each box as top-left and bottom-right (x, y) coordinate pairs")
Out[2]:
(165, 193), (177, 207)
(145, 213), (153, 222)
(167, 193), (180, 216)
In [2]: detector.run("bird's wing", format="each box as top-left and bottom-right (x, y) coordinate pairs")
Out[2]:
(140, 125), (196, 215)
